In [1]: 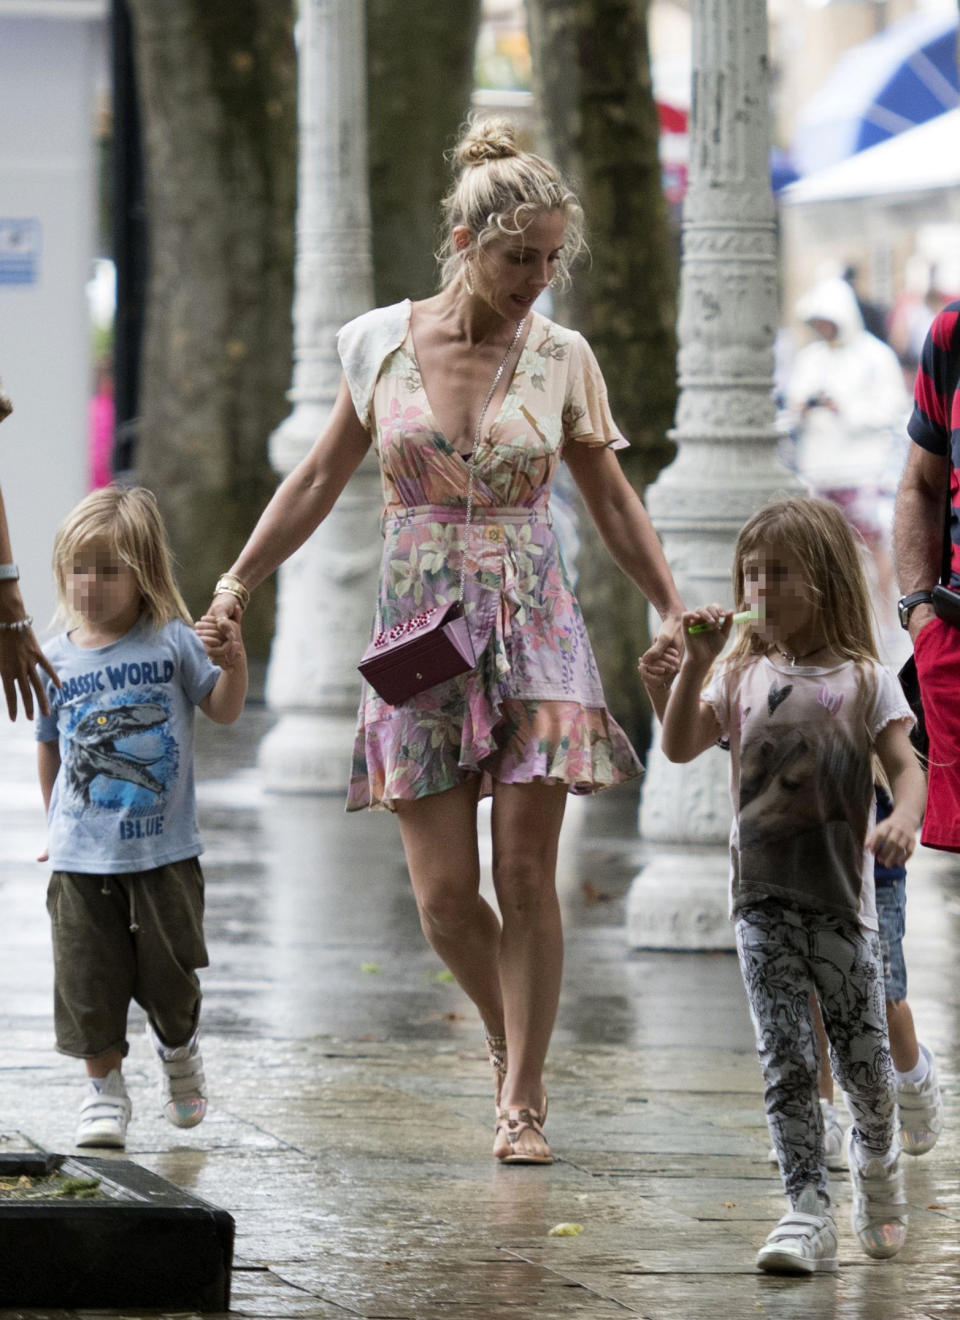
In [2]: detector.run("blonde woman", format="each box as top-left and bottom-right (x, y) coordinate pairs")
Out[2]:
(37, 486), (246, 1149)
(209, 118), (683, 1163)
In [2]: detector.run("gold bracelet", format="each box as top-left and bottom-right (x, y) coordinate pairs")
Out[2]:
(215, 574), (250, 609)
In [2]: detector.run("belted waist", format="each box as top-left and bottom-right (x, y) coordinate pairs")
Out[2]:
(381, 503), (552, 533)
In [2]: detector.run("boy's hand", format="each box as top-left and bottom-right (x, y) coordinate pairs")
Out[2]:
(196, 613), (244, 669)
(37, 844), (49, 863)
(866, 814), (916, 868)
(681, 605), (732, 666)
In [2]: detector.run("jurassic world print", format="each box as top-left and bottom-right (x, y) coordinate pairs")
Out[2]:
(36, 619), (220, 874)
(703, 655), (913, 932)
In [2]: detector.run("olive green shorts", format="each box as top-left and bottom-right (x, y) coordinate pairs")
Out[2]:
(47, 856), (208, 1060)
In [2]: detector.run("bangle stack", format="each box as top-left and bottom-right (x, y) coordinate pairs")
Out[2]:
(214, 573), (250, 611)
(0, 614), (32, 633)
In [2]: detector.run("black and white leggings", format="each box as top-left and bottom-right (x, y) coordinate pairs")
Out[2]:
(735, 901), (896, 1208)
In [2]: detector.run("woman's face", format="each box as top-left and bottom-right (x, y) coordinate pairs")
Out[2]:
(469, 209), (567, 318)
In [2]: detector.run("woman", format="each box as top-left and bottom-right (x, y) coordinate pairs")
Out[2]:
(208, 118), (684, 1163)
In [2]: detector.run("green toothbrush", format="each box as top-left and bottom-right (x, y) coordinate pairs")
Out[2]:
(687, 609), (758, 635)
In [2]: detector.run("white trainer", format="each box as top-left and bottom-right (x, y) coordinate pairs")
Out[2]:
(75, 1069), (131, 1149)
(898, 1045), (944, 1156)
(767, 1099), (846, 1171)
(146, 1020), (207, 1128)
(756, 1197), (839, 1275)
(845, 1127), (909, 1259)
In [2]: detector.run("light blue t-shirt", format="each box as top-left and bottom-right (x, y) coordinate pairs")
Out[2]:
(36, 618), (220, 874)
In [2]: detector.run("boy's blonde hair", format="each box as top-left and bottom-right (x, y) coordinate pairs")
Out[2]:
(727, 496), (879, 669)
(52, 486), (191, 629)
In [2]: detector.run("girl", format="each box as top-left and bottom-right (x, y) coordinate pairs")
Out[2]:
(206, 117), (683, 1164)
(642, 497), (925, 1273)
(36, 486), (246, 1149)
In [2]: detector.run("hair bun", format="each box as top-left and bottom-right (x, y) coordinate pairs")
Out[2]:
(456, 117), (519, 168)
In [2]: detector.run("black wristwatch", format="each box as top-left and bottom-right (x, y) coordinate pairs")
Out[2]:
(897, 590), (935, 630)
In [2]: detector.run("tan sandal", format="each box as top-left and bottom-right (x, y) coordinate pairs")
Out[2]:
(493, 1104), (553, 1165)
(484, 1030), (507, 1110)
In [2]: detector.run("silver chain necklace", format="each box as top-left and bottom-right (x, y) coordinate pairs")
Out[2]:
(457, 317), (526, 604)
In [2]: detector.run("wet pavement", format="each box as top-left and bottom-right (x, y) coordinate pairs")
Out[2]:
(1, 696), (958, 1319)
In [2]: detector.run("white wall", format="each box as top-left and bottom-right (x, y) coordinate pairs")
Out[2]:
(0, 11), (104, 636)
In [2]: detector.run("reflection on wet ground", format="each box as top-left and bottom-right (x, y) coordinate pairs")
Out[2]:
(1, 704), (958, 1318)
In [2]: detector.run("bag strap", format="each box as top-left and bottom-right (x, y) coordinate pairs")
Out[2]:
(458, 316), (527, 604)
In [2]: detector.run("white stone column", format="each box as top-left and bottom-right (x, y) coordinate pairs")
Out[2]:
(627, 0), (799, 949)
(258, 0), (382, 792)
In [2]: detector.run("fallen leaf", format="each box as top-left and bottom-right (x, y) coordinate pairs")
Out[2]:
(428, 969), (456, 983)
(360, 962), (381, 974)
(927, 1202), (946, 1210)
(723, 1202), (737, 1208)
(548, 1222), (584, 1237)
(581, 881), (612, 905)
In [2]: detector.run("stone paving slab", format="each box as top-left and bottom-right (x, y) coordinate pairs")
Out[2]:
(2, 715), (959, 1317)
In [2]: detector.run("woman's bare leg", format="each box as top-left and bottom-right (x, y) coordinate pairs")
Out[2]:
(490, 780), (567, 1113)
(395, 777), (505, 1036)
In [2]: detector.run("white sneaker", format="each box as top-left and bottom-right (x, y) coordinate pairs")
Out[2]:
(146, 1020), (207, 1128)
(75, 1069), (131, 1149)
(756, 1194), (839, 1275)
(845, 1127), (909, 1259)
(898, 1045), (944, 1156)
(767, 1099), (846, 1171)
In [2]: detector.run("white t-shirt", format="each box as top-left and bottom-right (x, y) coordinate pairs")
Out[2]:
(702, 654), (913, 931)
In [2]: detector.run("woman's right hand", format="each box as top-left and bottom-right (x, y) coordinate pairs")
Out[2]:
(202, 591), (244, 664)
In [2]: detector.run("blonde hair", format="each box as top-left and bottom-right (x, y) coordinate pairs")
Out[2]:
(437, 115), (585, 295)
(727, 496), (879, 670)
(52, 486), (192, 629)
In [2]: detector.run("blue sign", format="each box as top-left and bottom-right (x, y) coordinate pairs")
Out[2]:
(0, 219), (41, 286)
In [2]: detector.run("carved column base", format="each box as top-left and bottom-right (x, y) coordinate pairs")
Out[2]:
(257, 709), (355, 795)
(626, 846), (735, 951)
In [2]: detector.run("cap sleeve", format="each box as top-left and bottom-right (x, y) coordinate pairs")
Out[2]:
(336, 301), (410, 431)
(562, 331), (628, 452)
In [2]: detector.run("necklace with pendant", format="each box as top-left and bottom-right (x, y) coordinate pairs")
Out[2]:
(775, 641), (829, 666)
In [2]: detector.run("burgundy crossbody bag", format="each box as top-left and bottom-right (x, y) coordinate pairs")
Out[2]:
(358, 317), (526, 706)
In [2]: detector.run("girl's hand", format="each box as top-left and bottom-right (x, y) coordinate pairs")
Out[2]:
(866, 814), (917, 868)
(681, 605), (732, 666)
(196, 613), (244, 668)
(37, 844), (49, 863)
(638, 647), (680, 692)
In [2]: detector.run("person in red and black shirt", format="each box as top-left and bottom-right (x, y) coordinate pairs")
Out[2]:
(894, 298), (960, 849)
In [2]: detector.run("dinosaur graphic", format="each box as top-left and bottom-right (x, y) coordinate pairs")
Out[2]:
(65, 703), (168, 805)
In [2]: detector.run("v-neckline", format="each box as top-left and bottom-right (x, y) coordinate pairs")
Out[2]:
(406, 302), (534, 460)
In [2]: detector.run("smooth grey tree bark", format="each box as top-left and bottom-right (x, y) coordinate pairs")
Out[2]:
(526, 0), (679, 744)
(366, 0), (483, 306)
(127, 0), (297, 655)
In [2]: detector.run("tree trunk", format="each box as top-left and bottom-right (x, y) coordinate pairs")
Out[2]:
(127, 0), (297, 656)
(526, 0), (678, 747)
(366, 0), (483, 306)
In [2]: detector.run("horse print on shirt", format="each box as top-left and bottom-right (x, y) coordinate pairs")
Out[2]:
(733, 678), (872, 916)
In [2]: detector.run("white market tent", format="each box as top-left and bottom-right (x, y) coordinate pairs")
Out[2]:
(781, 108), (960, 223)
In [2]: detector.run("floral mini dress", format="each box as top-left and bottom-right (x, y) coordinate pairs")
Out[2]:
(338, 300), (643, 811)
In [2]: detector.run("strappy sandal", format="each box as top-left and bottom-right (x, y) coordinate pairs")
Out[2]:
(493, 1103), (553, 1165)
(484, 1030), (507, 1110)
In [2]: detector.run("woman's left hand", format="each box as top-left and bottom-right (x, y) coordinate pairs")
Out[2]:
(641, 612), (684, 676)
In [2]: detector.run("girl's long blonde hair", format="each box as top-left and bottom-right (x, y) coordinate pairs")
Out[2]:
(726, 496), (879, 669)
(52, 486), (191, 630)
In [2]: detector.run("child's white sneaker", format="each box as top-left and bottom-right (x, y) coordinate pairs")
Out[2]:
(767, 1098), (845, 1170)
(75, 1069), (131, 1149)
(845, 1127), (908, 1259)
(898, 1045), (943, 1156)
(146, 1020), (207, 1128)
(756, 1187), (838, 1274)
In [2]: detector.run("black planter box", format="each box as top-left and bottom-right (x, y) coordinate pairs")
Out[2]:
(0, 1151), (234, 1310)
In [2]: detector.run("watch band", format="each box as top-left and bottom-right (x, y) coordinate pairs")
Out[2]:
(898, 589), (934, 629)
(0, 563), (19, 581)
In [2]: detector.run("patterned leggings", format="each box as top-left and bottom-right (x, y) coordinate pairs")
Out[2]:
(735, 901), (895, 1208)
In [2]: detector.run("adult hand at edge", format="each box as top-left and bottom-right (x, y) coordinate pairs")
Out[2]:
(0, 624), (60, 721)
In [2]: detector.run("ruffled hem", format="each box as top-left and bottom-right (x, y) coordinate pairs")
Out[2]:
(346, 697), (642, 812)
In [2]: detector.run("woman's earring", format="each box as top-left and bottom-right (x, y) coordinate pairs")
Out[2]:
(462, 259), (475, 296)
